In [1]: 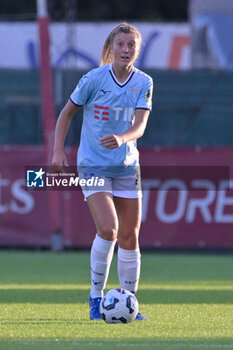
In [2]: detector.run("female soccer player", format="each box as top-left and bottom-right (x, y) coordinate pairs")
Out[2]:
(52, 22), (153, 321)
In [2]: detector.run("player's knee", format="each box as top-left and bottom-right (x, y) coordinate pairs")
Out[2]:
(124, 236), (138, 250)
(99, 224), (118, 241)
(118, 229), (139, 250)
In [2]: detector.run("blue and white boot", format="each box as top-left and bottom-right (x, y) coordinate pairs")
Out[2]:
(89, 295), (102, 320)
(135, 312), (149, 321)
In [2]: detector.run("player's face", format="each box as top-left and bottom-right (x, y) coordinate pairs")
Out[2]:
(111, 33), (140, 68)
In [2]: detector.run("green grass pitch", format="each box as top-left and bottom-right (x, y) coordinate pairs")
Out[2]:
(0, 251), (232, 350)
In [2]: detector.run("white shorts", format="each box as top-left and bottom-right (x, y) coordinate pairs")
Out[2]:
(79, 172), (142, 200)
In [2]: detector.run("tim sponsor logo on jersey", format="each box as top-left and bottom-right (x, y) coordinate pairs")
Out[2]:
(94, 105), (134, 122)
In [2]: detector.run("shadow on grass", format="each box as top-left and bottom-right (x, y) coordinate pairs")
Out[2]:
(0, 318), (89, 325)
(0, 338), (233, 350)
(0, 288), (233, 304)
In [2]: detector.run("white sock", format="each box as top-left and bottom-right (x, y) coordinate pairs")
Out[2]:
(90, 234), (116, 298)
(118, 247), (141, 294)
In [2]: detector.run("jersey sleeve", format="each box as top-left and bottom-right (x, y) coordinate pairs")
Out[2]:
(136, 76), (153, 111)
(70, 71), (95, 106)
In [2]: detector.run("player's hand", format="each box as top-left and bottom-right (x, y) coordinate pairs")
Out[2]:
(51, 150), (68, 172)
(100, 134), (123, 149)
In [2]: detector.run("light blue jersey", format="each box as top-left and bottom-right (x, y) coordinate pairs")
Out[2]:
(70, 63), (153, 177)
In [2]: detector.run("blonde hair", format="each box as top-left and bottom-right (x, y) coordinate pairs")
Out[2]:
(100, 22), (142, 66)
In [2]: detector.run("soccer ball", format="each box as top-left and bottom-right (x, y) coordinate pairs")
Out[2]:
(100, 288), (139, 323)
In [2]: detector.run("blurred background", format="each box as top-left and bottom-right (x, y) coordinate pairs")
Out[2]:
(0, 0), (233, 251)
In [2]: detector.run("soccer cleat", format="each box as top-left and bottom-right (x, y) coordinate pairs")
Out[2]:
(89, 295), (102, 320)
(135, 312), (149, 321)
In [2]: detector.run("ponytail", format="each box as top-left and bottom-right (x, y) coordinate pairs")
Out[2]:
(100, 33), (114, 66)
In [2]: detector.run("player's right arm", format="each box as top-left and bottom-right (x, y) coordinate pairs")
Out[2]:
(52, 100), (80, 169)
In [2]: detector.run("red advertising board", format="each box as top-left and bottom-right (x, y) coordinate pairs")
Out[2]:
(0, 146), (232, 248)
(0, 146), (50, 246)
(139, 147), (233, 248)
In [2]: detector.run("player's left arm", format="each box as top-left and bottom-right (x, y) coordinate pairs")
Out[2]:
(100, 109), (150, 149)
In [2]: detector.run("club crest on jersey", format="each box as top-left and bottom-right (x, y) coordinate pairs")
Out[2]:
(128, 87), (140, 93)
(145, 88), (152, 103)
